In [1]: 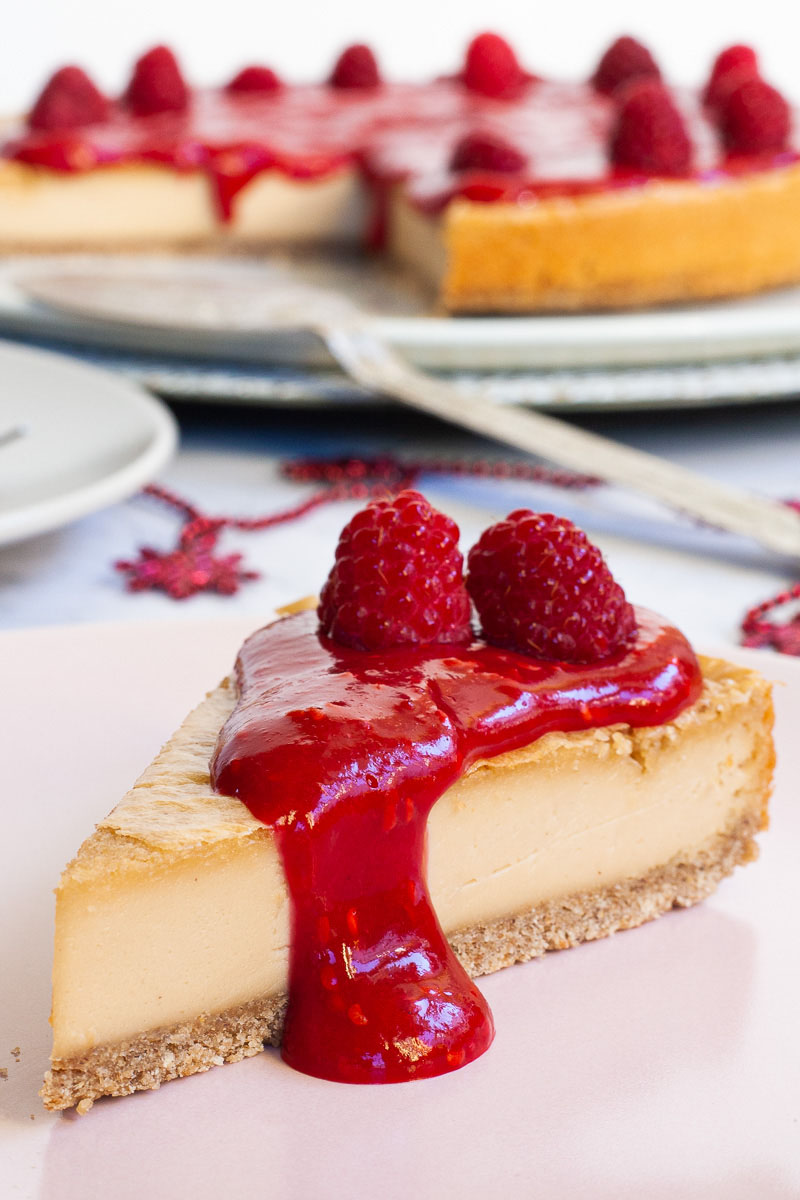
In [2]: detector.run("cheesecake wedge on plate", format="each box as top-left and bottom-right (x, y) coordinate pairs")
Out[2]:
(42, 498), (774, 1110)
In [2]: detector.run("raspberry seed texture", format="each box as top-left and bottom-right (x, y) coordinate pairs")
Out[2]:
(466, 511), (637, 664)
(318, 490), (471, 651)
(610, 79), (692, 175)
(720, 75), (790, 154)
(29, 66), (109, 131)
(227, 66), (283, 94)
(125, 45), (189, 116)
(592, 36), (661, 96)
(450, 131), (527, 174)
(462, 33), (526, 99)
(703, 45), (759, 109)
(329, 44), (382, 89)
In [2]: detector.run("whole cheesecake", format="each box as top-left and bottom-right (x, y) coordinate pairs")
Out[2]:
(4, 35), (800, 312)
(41, 498), (775, 1111)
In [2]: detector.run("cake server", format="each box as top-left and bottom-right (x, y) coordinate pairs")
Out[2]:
(19, 267), (800, 561)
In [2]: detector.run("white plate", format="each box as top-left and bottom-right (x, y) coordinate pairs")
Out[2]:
(5, 254), (800, 374)
(0, 340), (177, 546)
(1, 619), (798, 1199)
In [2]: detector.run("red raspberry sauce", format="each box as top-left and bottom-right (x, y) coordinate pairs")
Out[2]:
(211, 606), (701, 1084)
(4, 80), (797, 224)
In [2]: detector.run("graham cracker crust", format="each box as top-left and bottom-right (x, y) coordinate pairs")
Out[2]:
(41, 807), (763, 1113)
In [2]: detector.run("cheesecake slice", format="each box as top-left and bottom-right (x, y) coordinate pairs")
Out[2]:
(42, 650), (773, 1112)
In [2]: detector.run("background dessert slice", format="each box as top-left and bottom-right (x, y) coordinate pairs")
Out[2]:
(389, 164), (800, 312)
(42, 654), (773, 1111)
(5, 36), (800, 313)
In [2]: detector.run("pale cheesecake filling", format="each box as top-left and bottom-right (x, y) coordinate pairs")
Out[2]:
(51, 660), (767, 1061)
(386, 188), (447, 291)
(0, 160), (365, 246)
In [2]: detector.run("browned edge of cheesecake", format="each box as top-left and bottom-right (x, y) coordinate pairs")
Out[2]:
(389, 161), (800, 312)
(42, 805), (766, 1114)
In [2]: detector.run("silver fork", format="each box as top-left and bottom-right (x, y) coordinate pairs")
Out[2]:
(321, 319), (800, 560)
(20, 268), (800, 562)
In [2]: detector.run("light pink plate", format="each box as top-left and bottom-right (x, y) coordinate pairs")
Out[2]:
(1, 619), (798, 1199)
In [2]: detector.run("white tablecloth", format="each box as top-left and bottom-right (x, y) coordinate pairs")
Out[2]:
(2, 398), (798, 650)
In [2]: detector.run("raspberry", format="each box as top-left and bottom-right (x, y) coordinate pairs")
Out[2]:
(318, 491), (471, 652)
(29, 66), (109, 131)
(719, 75), (790, 154)
(329, 44), (381, 89)
(610, 79), (692, 175)
(227, 65), (283, 94)
(450, 130), (526, 173)
(703, 45), (759, 109)
(466, 511), (637, 664)
(462, 33), (525, 99)
(125, 45), (189, 116)
(591, 36), (661, 96)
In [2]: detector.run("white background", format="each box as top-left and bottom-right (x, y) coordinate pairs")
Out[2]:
(5, 0), (800, 111)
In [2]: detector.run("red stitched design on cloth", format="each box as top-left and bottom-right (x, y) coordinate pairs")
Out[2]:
(740, 499), (800, 656)
(741, 586), (800, 655)
(115, 456), (602, 600)
(115, 516), (258, 600)
(115, 458), (800, 658)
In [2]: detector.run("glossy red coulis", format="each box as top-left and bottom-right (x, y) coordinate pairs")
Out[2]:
(4, 79), (797, 223)
(210, 606), (701, 1084)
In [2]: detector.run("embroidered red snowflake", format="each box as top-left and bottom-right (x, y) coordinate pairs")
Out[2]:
(112, 461), (800, 659)
(115, 517), (259, 599)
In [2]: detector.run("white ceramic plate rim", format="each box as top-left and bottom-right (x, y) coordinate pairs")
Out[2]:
(6, 255), (800, 371)
(0, 340), (178, 547)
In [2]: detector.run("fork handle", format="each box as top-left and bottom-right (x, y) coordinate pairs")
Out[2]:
(322, 324), (800, 561)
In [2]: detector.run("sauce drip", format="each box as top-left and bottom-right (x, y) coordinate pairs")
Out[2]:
(211, 607), (701, 1084)
(4, 79), (796, 224)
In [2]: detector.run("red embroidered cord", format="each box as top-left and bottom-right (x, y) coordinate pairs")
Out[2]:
(740, 499), (800, 656)
(115, 456), (800, 656)
(281, 454), (602, 492)
(741, 583), (800, 656)
(115, 481), (379, 600)
(115, 456), (599, 600)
